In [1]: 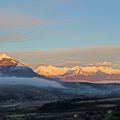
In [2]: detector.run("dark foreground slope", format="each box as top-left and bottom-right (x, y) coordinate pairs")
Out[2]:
(0, 85), (76, 103)
(1, 83), (120, 119)
(1, 96), (120, 120)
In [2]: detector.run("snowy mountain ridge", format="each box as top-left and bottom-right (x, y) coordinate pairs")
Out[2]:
(0, 53), (39, 77)
(35, 65), (120, 83)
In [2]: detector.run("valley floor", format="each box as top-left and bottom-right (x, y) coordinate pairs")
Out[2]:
(1, 97), (120, 120)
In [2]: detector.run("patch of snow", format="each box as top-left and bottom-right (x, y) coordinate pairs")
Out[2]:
(0, 53), (12, 60)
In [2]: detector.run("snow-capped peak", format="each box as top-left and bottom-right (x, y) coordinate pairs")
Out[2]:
(35, 65), (69, 77)
(0, 53), (24, 67)
(0, 53), (40, 77)
(0, 53), (12, 60)
(35, 65), (120, 83)
(36, 65), (120, 77)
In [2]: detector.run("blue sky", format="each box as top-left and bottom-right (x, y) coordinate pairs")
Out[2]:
(0, 0), (120, 67)
(0, 0), (120, 51)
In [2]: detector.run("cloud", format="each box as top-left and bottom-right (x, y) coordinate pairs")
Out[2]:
(0, 77), (64, 88)
(0, 11), (50, 42)
(8, 46), (120, 68)
(94, 61), (113, 66)
(0, 10), (82, 30)
(0, 11), (49, 29)
(0, 34), (27, 42)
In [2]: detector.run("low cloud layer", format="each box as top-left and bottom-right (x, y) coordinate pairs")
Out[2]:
(0, 77), (64, 88)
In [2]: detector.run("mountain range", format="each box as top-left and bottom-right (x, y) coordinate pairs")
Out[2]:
(0, 53), (120, 84)
(0, 53), (65, 89)
(35, 65), (120, 83)
(0, 53), (120, 101)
